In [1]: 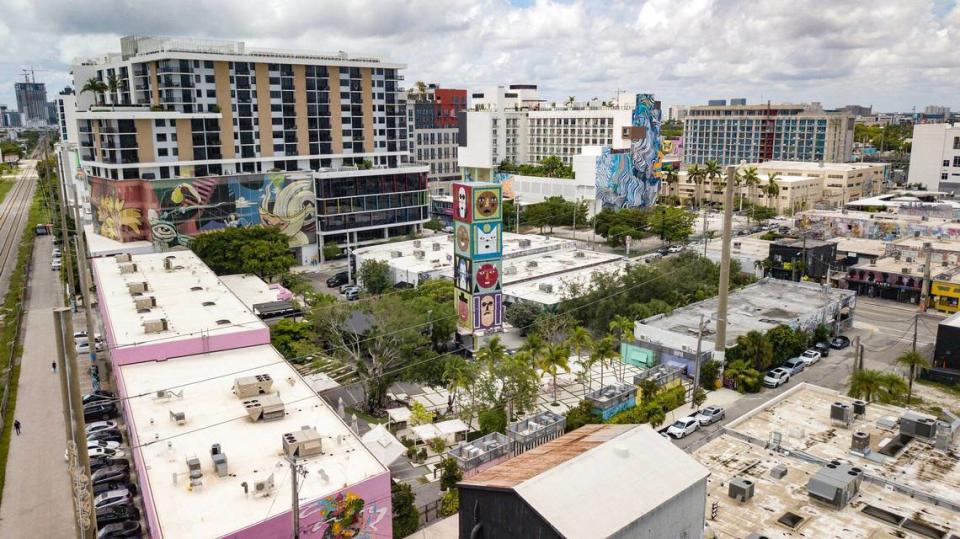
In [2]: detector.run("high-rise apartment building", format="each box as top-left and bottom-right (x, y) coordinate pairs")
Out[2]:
(15, 81), (48, 126)
(458, 84), (633, 169)
(0, 105), (22, 128)
(69, 36), (426, 263)
(683, 100), (855, 166)
(407, 84), (466, 185)
(908, 123), (960, 193)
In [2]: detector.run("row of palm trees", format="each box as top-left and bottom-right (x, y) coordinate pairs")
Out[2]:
(848, 349), (930, 405)
(661, 160), (780, 212)
(80, 76), (126, 107)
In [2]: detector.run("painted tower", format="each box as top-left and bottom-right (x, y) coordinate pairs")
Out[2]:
(452, 180), (504, 341)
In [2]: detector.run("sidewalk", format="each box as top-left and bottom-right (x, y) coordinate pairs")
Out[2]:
(0, 235), (74, 538)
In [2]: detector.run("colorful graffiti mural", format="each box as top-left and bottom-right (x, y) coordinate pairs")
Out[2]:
(595, 93), (663, 209)
(90, 173), (317, 249)
(453, 179), (503, 335)
(802, 213), (960, 242)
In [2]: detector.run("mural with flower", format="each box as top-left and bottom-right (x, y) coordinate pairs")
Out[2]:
(96, 195), (142, 241)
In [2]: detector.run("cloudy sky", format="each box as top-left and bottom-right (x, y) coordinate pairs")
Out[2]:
(0, 0), (958, 113)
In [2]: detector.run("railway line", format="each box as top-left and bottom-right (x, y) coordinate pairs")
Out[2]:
(0, 150), (41, 299)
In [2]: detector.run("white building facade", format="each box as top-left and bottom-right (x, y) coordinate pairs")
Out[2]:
(908, 123), (960, 193)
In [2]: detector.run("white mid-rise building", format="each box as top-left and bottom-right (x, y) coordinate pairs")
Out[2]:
(908, 123), (960, 193)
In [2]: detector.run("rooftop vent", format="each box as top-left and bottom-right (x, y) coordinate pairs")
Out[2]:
(216, 319), (230, 325)
(518, 239), (532, 248)
(728, 477), (755, 502)
(413, 240), (421, 248)
(163, 256), (178, 270)
(504, 265), (518, 275)
(853, 400), (867, 416)
(777, 512), (805, 530)
(243, 395), (285, 422)
(143, 318), (169, 334)
(770, 464), (788, 479)
(119, 262), (138, 274)
(210, 444), (228, 477)
(127, 281), (149, 294)
(432, 242), (441, 252)
(807, 461), (862, 509)
(538, 283), (553, 293)
(574, 251), (585, 258)
(134, 296), (157, 310)
(191, 286), (203, 291)
(186, 456), (202, 487)
(252, 474), (275, 497)
(526, 261), (538, 268)
(851, 431), (870, 453)
(233, 374), (274, 398)
(390, 250), (402, 258)
(282, 426), (324, 459)
(413, 249), (425, 259)
(115, 253), (132, 263)
(900, 411), (938, 440)
(169, 410), (186, 425)
(830, 402), (852, 426)
(202, 301), (216, 307)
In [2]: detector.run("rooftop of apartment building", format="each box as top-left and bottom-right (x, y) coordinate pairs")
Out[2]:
(75, 35), (400, 68)
(891, 235), (960, 255)
(117, 344), (387, 539)
(83, 223), (155, 258)
(91, 250), (267, 354)
(636, 278), (854, 352)
(460, 424), (709, 539)
(848, 191), (960, 210)
(693, 390), (960, 539)
(503, 256), (627, 306)
(695, 383), (960, 539)
(772, 237), (834, 249)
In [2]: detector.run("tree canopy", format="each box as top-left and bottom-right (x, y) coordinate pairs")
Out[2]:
(522, 196), (588, 233)
(190, 226), (294, 280)
(499, 156), (573, 179)
(359, 259), (392, 295)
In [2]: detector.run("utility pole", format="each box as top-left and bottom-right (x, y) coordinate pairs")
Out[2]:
(919, 242), (932, 312)
(288, 457), (302, 538)
(516, 195), (521, 234)
(701, 204), (709, 257)
(572, 196), (578, 242)
(692, 314), (705, 408)
(715, 165), (736, 380)
(912, 313), (919, 353)
(69, 180), (103, 386)
(51, 139), (76, 311)
(55, 307), (96, 538)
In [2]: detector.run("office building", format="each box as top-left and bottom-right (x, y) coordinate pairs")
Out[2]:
(15, 80), (49, 126)
(457, 424), (709, 539)
(408, 84), (466, 184)
(70, 35), (427, 263)
(908, 123), (960, 192)
(0, 105), (22, 128)
(683, 100), (855, 165)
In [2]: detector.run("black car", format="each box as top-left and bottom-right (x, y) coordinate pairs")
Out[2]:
(84, 401), (119, 422)
(813, 342), (831, 357)
(90, 456), (129, 473)
(82, 391), (116, 406)
(394, 281), (414, 289)
(96, 519), (141, 538)
(830, 336), (851, 349)
(325, 272), (349, 287)
(95, 504), (140, 529)
(93, 481), (138, 497)
(92, 465), (129, 485)
(88, 429), (123, 444)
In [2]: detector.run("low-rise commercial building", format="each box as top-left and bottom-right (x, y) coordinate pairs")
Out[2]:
(768, 238), (837, 282)
(457, 424), (709, 539)
(932, 312), (960, 381)
(799, 209), (960, 241)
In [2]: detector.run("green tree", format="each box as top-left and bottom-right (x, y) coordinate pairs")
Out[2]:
(409, 401), (434, 426)
(739, 166), (760, 217)
(439, 488), (460, 517)
(699, 360), (721, 389)
(239, 239), (296, 281)
(848, 369), (884, 402)
(766, 325), (807, 363)
(590, 335), (617, 388)
(190, 226), (294, 276)
(566, 326), (594, 392)
(726, 360), (761, 393)
(537, 343), (571, 405)
(564, 400), (599, 432)
(473, 337), (539, 423)
(391, 481), (420, 538)
(80, 77), (108, 106)
(427, 437), (447, 455)
(877, 372), (908, 404)
(648, 206), (695, 243)
(439, 457), (463, 491)
(423, 218), (443, 232)
(359, 259), (392, 295)
(736, 330), (775, 371)
(765, 173), (781, 211)
(692, 387), (708, 409)
(442, 355), (476, 415)
(478, 406), (507, 434)
(322, 243), (342, 260)
(106, 74), (123, 105)
(663, 169), (680, 200)
(270, 319), (316, 360)
(894, 350), (930, 404)
(687, 164), (705, 208)
(0, 140), (23, 160)
(504, 301), (542, 336)
(704, 160), (722, 206)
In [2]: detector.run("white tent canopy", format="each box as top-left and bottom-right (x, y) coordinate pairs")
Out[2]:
(361, 424), (406, 466)
(410, 419), (469, 444)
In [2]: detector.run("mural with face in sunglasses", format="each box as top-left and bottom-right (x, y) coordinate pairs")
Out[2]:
(454, 184), (472, 222)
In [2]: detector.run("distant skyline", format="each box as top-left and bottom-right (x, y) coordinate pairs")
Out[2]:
(0, 0), (958, 114)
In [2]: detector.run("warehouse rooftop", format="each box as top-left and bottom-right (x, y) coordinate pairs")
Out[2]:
(117, 345), (387, 539)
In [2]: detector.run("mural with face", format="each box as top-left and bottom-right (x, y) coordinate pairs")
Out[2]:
(474, 189), (500, 220)
(474, 223), (500, 258)
(455, 223), (470, 254)
(454, 184), (471, 222)
(474, 262), (500, 291)
(455, 256), (472, 291)
(473, 293), (502, 330)
(457, 290), (471, 328)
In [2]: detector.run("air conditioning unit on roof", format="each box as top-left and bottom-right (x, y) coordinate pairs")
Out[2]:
(233, 374), (274, 398)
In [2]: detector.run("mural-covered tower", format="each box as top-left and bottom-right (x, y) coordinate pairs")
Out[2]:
(595, 93), (664, 209)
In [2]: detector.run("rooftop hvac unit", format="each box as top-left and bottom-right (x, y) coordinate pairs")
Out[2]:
(119, 263), (138, 274)
(728, 477), (755, 502)
(830, 402), (852, 425)
(432, 242), (441, 251)
(770, 464), (788, 479)
(390, 250), (402, 258)
(853, 400), (867, 416)
(186, 456), (202, 487)
(210, 444), (228, 477)
(163, 255), (180, 270)
(233, 374), (274, 398)
(413, 240), (421, 248)
(538, 283), (554, 293)
(807, 462), (862, 509)
(574, 251), (586, 258)
(526, 261), (538, 268)
(127, 281), (149, 294)
(253, 474), (275, 497)
(851, 431), (870, 453)
(282, 426), (324, 458)
(900, 411), (938, 440)
(518, 239), (532, 248)
(504, 265), (518, 275)
(905, 256), (913, 263)
(413, 249), (425, 259)
(134, 296), (157, 310)
(169, 410), (186, 425)
(143, 318), (169, 334)
(243, 395), (285, 422)
(115, 253), (132, 263)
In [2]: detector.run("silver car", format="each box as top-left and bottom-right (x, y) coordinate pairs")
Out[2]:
(695, 406), (726, 426)
(94, 488), (132, 510)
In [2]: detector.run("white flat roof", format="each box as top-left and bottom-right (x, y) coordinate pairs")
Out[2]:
(84, 224), (155, 258)
(92, 250), (265, 349)
(756, 160), (886, 173)
(219, 274), (279, 310)
(119, 345), (386, 539)
(504, 258), (627, 305)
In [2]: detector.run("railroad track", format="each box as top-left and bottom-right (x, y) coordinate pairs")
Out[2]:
(0, 155), (40, 292)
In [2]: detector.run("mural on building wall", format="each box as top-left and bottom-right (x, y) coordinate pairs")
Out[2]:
(90, 173), (317, 249)
(299, 490), (388, 538)
(802, 214), (960, 242)
(595, 93), (663, 209)
(492, 172), (517, 199)
(453, 180), (503, 335)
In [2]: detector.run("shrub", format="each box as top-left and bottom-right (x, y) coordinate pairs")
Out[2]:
(439, 457), (463, 491)
(439, 488), (460, 517)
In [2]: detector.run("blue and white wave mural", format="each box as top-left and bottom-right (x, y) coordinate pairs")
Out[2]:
(595, 93), (663, 209)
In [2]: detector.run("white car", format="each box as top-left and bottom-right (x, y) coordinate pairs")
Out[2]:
(763, 368), (791, 388)
(800, 349), (822, 365)
(85, 420), (119, 435)
(695, 406), (726, 426)
(66, 446), (125, 462)
(51, 259), (62, 271)
(94, 489), (132, 510)
(666, 417), (700, 439)
(52, 249), (62, 258)
(87, 440), (121, 452)
(667, 245), (683, 253)
(76, 341), (105, 355)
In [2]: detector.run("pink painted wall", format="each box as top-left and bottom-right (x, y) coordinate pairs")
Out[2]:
(220, 472), (393, 539)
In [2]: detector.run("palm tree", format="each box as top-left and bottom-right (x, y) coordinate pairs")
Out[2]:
(663, 169), (680, 201)
(442, 356), (476, 415)
(731, 168), (744, 211)
(894, 350), (930, 404)
(740, 166), (760, 219)
(566, 96), (576, 108)
(765, 173), (781, 214)
(591, 335), (617, 389)
(566, 327), (594, 393)
(726, 360), (761, 392)
(80, 78), (108, 107)
(704, 160), (722, 206)
(106, 75), (123, 106)
(609, 315), (634, 381)
(848, 369), (883, 402)
(687, 164), (705, 209)
(537, 344), (571, 405)
(736, 330), (774, 371)
(476, 336), (507, 365)
(877, 372), (908, 404)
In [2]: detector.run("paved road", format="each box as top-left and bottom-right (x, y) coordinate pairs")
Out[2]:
(0, 235), (74, 538)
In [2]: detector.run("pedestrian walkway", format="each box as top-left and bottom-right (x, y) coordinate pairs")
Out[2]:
(0, 236), (74, 538)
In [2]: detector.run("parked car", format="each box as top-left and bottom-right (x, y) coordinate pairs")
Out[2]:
(344, 288), (360, 301)
(89, 456), (129, 473)
(93, 489), (133, 510)
(86, 420), (118, 435)
(76, 341), (105, 355)
(813, 341), (831, 357)
(86, 439), (121, 451)
(339, 283), (358, 294)
(51, 259), (62, 271)
(83, 401), (119, 422)
(325, 272), (348, 288)
(92, 465), (129, 485)
(666, 417), (700, 439)
(783, 357), (806, 375)
(801, 349), (822, 365)
(695, 406), (726, 426)
(82, 391), (115, 406)
(81, 446), (126, 462)
(52, 248), (62, 258)
(87, 429), (123, 444)
(97, 520), (141, 539)
(763, 367), (791, 388)
(667, 245), (683, 253)
(95, 503), (140, 529)
(93, 480), (138, 497)
(830, 336), (851, 349)
(394, 281), (414, 289)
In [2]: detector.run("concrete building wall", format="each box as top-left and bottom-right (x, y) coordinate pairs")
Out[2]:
(613, 478), (707, 539)
(909, 123), (960, 191)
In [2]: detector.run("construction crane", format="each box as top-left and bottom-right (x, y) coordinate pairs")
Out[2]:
(21, 66), (49, 83)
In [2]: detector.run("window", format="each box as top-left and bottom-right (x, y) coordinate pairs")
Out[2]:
(156, 133), (167, 142)
(158, 148), (168, 156)
(954, 156), (960, 168)
(154, 119), (165, 127)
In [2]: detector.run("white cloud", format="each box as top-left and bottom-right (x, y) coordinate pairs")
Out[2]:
(0, 0), (957, 111)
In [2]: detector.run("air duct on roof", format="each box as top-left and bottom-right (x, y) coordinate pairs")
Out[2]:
(282, 426), (324, 458)
(233, 374), (274, 398)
